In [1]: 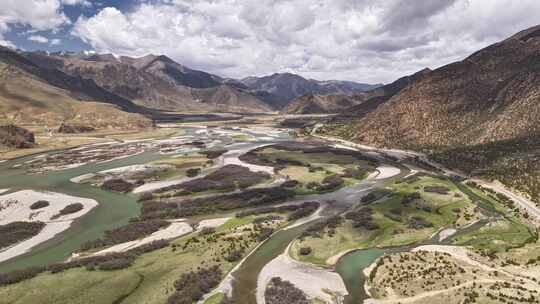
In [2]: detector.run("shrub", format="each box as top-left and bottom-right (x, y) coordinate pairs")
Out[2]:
(402, 192), (421, 205)
(98, 258), (133, 271)
(81, 220), (170, 250)
(265, 277), (310, 304)
(287, 202), (319, 221)
(0, 267), (45, 286)
(29, 200), (49, 210)
(186, 168), (201, 177)
(257, 227), (274, 242)
(101, 178), (135, 193)
(253, 215), (282, 224)
(51, 203), (84, 219)
(225, 250), (243, 262)
(299, 247), (312, 255)
(201, 149), (227, 159)
(408, 216), (434, 229)
(423, 186), (450, 195)
(200, 227), (216, 235)
(0, 221), (46, 249)
(167, 265), (222, 304)
(317, 174), (344, 191)
(282, 180), (300, 188)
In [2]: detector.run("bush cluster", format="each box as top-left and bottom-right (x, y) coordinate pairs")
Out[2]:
(0, 221), (46, 249)
(51, 203), (84, 219)
(167, 265), (223, 304)
(265, 277), (310, 304)
(81, 220), (170, 250)
(29, 200), (49, 210)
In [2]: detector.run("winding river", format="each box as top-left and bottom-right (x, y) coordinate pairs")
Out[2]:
(0, 126), (288, 272)
(0, 122), (499, 304)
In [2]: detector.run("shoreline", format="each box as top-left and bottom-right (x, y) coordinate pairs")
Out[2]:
(0, 190), (98, 264)
(256, 243), (347, 304)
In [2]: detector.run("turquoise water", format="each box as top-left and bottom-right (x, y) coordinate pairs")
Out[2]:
(336, 248), (385, 303)
(0, 126), (290, 272)
(0, 151), (167, 272)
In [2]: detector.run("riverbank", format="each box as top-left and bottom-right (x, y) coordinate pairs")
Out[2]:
(313, 133), (540, 224)
(0, 190), (98, 263)
(257, 243), (347, 304)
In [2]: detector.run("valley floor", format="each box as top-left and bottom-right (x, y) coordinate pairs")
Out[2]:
(0, 116), (538, 304)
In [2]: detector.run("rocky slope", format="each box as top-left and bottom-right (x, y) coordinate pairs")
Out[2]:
(0, 47), (152, 130)
(323, 24), (540, 205)
(0, 47), (139, 112)
(340, 26), (540, 148)
(240, 73), (380, 108)
(26, 52), (272, 113)
(0, 125), (35, 148)
(281, 93), (367, 114)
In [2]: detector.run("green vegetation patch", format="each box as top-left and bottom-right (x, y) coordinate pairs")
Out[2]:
(292, 176), (483, 266)
(0, 216), (288, 304)
(152, 164), (271, 198)
(241, 145), (377, 194)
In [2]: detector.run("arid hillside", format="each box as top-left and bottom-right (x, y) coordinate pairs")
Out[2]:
(26, 52), (273, 113)
(281, 93), (367, 114)
(339, 25), (540, 148)
(321, 25), (540, 205)
(0, 47), (151, 130)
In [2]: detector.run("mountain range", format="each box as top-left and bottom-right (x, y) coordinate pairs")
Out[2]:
(0, 47), (379, 127)
(0, 46), (152, 129)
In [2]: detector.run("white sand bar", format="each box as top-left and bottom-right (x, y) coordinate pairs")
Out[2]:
(198, 217), (231, 230)
(0, 190), (98, 263)
(374, 165), (401, 180)
(257, 244), (347, 304)
(93, 221), (193, 255)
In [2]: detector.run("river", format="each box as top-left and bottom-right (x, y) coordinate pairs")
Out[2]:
(0, 126), (288, 272)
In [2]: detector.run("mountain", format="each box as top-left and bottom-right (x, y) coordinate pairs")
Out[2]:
(342, 68), (431, 117)
(323, 25), (540, 205)
(0, 47), (140, 112)
(0, 46), (151, 129)
(339, 26), (540, 148)
(281, 93), (367, 114)
(26, 52), (273, 113)
(240, 73), (381, 108)
(282, 68), (430, 115)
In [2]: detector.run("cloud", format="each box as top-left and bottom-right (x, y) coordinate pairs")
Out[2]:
(61, 0), (91, 6)
(28, 35), (49, 44)
(0, 39), (16, 49)
(71, 0), (540, 83)
(0, 0), (70, 49)
(0, 0), (69, 33)
(50, 38), (61, 45)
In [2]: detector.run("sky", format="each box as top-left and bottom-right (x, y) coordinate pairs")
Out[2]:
(1, 0), (539, 84)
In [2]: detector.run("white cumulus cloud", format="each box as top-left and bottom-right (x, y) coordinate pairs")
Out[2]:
(0, 0), (70, 48)
(28, 35), (49, 43)
(71, 0), (540, 83)
(61, 0), (91, 6)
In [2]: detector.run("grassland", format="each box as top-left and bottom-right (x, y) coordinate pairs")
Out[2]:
(450, 183), (536, 253)
(0, 125), (178, 161)
(366, 250), (540, 303)
(0, 215), (290, 304)
(151, 153), (210, 179)
(204, 292), (225, 304)
(291, 175), (484, 266)
(250, 147), (375, 194)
